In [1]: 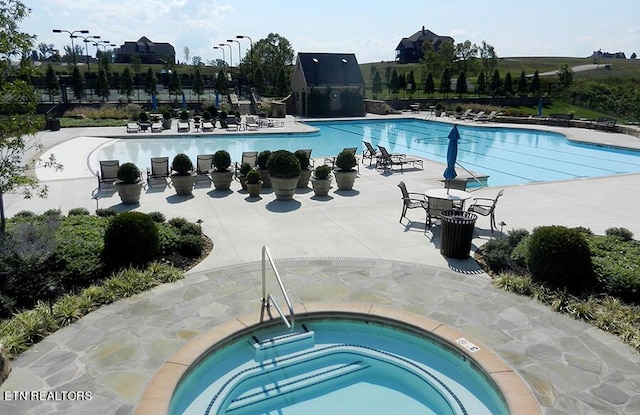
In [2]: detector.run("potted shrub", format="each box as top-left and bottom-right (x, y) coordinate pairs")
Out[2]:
(294, 150), (312, 188)
(311, 164), (332, 197)
(238, 162), (253, 190)
(245, 169), (262, 198)
(210, 150), (233, 191)
(180, 109), (190, 121)
(266, 150), (301, 201)
(114, 162), (143, 204)
(162, 111), (173, 130)
(334, 150), (357, 191)
(138, 111), (150, 131)
(257, 150), (272, 188)
(170, 153), (196, 195)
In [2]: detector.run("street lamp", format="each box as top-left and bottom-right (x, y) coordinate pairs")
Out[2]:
(213, 46), (225, 66)
(52, 29), (89, 66)
(219, 43), (232, 68)
(72, 34), (100, 99)
(227, 39), (242, 95)
(93, 41), (115, 70)
(237, 35), (253, 89)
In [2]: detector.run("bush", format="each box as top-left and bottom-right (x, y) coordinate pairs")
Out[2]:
(257, 150), (272, 169)
(168, 217), (190, 231)
(180, 110), (189, 120)
(95, 208), (117, 217)
(294, 150), (310, 170)
(179, 234), (205, 257)
(116, 162), (141, 184)
(479, 238), (513, 274)
(213, 150), (231, 171)
(335, 150), (356, 171)
(171, 153), (193, 175)
(13, 210), (35, 218)
(314, 164), (331, 180)
(605, 227), (634, 241)
(103, 212), (159, 267)
(148, 211), (166, 223)
(526, 225), (593, 290)
(245, 170), (261, 184)
(239, 162), (253, 176)
(138, 111), (149, 122)
(162, 111), (172, 120)
(68, 207), (90, 216)
(267, 150), (301, 178)
(588, 235), (640, 301)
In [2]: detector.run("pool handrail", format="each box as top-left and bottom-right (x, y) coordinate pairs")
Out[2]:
(456, 161), (487, 190)
(261, 246), (295, 331)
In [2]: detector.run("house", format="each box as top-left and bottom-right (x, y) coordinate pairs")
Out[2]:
(115, 36), (176, 64)
(395, 26), (454, 64)
(290, 52), (365, 117)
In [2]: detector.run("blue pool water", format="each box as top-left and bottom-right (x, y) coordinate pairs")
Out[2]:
(169, 319), (509, 415)
(97, 119), (640, 186)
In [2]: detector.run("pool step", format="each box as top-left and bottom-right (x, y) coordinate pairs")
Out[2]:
(253, 330), (315, 358)
(225, 360), (369, 414)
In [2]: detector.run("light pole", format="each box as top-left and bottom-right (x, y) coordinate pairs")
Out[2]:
(219, 43), (232, 68)
(52, 29), (89, 66)
(93, 41), (115, 70)
(213, 46), (225, 67)
(237, 35), (253, 90)
(72, 34), (100, 99)
(227, 39), (242, 95)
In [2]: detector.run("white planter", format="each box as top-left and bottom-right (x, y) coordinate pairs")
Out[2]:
(311, 178), (332, 197)
(171, 173), (197, 195)
(334, 170), (357, 191)
(115, 181), (143, 204)
(210, 169), (233, 191)
(271, 176), (299, 201)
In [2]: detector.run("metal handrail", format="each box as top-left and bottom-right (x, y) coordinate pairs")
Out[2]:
(261, 246), (295, 330)
(456, 161), (487, 190)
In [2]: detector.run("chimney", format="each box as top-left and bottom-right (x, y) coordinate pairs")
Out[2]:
(422, 25), (425, 35)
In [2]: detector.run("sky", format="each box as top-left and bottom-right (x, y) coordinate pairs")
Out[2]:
(19, 0), (640, 64)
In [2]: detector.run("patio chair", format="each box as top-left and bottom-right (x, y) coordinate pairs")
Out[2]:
(126, 123), (140, 133)
(97, 160), (119, 188)
(201, 120), (214, 132)
(324, 147), (359, 172)
(467, 189), (504, 233)
(454, 109), (473, 120)
(296, 149), (315, 168)
(397, 181), (428, 229)
(151, 121), (163, 132)
(234, 151), (258, 177)
(474, 111), (498, 122)
(177, 119), (190, 133)
(427, 197), (455, 228)
(245, 116), (259, 131)
(138, 121), (151, 132)
(225, 115), (239, 131)
(377, 145), (423, 173)
(362, 141), (381, 166)
(196, 154), (214, 181)
(146, 157), (171, 186)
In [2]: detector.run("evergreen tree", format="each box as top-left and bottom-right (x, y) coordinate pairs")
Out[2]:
(371, 68), (382, 99)
(389, 69), (399, 96)
(439, 68), (451, 97)
(192, 67), (204, 101)
(489, 69), (501, 96)
(168, 70), (182, 102)
(406, 70), (416, 98)
(423, 73), (435, 97)
(252, 66), (264, 93)
(95, 68), (110, 102)
(503, 71), (513, 96)
(384, 66), (392, 86)
(143, 68), (157, 96)
(517, 70), (528, 96)
(476, 70), (487, 94)
(216, 69), (228, 94)
(44, 64), (59, 101)
(398, 72), (407, 90)
(70, 65), (84, 101)
(119, 66), (134, 99)
(529, 70), (541, 95)
(275, 67), (288, 96)
(455, 71), (468, 97)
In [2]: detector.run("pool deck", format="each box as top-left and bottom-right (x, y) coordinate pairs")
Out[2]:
(1, 114), (640, 414)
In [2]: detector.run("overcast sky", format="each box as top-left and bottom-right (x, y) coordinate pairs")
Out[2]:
(20, 0), (640, 64)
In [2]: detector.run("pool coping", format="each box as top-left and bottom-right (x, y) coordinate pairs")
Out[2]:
(136, 302), (540, 415)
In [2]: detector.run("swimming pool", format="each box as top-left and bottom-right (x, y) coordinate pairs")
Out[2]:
(169, 316), (509, 415)
(96, 119), (640, 186)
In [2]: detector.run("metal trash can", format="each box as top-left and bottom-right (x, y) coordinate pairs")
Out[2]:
(49, 118), (61, 131)
(440, 210), (477, 259)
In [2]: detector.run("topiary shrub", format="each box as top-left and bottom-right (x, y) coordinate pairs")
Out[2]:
(526, 225), (593, 290)
(179, 234), (205, 257)
(103, 212), (159, 267)
(171, 153), (193, 175)
(213, 150), (231, 171)
(294, 150), (310, 170)
(202, 110), (212, 120)
(335, 150), (356, 171)
(257, 150), (271, 169)
(239, 162), (253, 176)
(138, 112), (150, 122)
(116, 162), (141, 184)
(95, 208), (117, 217)
(162, 111), (172, 120)
(266, 150), (300, 177)
(245, 169), (262, 184)
(180, 110), (189, 120)
(147, 211), (166, 223)
(314, 164), (331, 180)
(168, 217), (190, 230)
(605, 227), (634, 242)
(68, 207), (90, 216)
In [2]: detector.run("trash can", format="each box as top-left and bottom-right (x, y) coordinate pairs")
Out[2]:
(440, 210), (477, 259)
(49, 118), (61, 131)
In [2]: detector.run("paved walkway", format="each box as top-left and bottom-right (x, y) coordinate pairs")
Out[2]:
(1, 115), (640, 414)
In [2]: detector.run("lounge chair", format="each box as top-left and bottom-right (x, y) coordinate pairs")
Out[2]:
(474, 111), (498, 122)
(97, 160), (119, 188)
(427, 197), (455, 228)
(296, 149), (315, 168)
(177, 119), (190, 132)
(138, 121), (151, 132)
(151, 121), (163, 132)
(202, 120), (214, 132)
(245, 116), (259, 131)
(225, 115), (238, 131)
(377, 145), (423, 173)
(193, 118), (202, 132)
(467, 189), (504, 233)
(397, 181), (428, 229)
(595, 117), (617, 131)
(234, 151), (258, 177)
(146, 157), (171, 186)
(324, 147), (359, 171)
(194, 154), (213, 183)
(362, 141), (381, 166)
(126, 123), (140, 133)
(454, 109), (473, 120)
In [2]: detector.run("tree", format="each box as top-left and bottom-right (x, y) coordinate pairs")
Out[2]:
(517, 70), (528, 96)
(0, 1), (62, 232)
(530, 70), (541, 95)
(423, 72), (435, 97)
(479, 41), (498, 77)
(455, 40), (478, 74)
(489, 69), (501, 96)
(192, 67), (204, 101)
(36, 42), (55, 60)
(131, 54), (142, 75)
(44, 64), (59, 101)
(143, 68), (157, 96)
(70, 65), (84, 101)
(275, 67), (288, 96)
(406, 70), (417, 98)
(168, 70), (182, 101)
(215, 69), (228, 94)
(389, 69), (399, 96)
(557, 64), (574, 89)
(242, 33), (294, 94)
(191, 56), (203, 66)
(371, 68), (382, 99)
(95, 68), (110, 102)
(455, 71), (467, 97)
(183, 46), (190, 64)
(503, 71), (514, 96)
(436, 40), (456, 75)
(439, 68), (451, 97)
(119, 66), (134, 99)
(63, 44), (84, 65)
(398, 72), (407, 91)
(476, 70), (487, 94)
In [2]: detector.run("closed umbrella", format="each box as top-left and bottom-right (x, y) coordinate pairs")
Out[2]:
(537, 97), (543, 117)
(151, 93), (158, 111)
(181, 91), (187, 109)
(443, 125), (460, 193)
